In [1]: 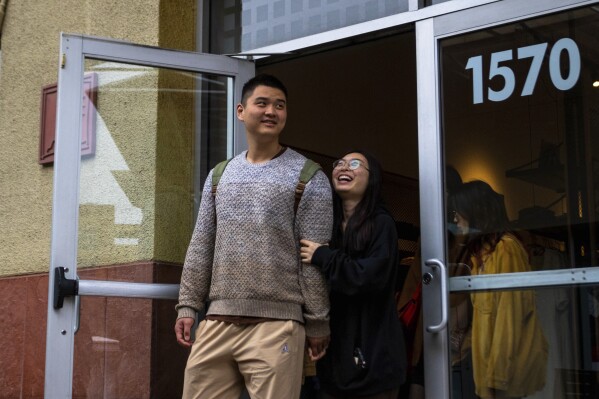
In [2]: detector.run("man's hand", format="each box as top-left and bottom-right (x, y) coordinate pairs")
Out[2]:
(174, 317), (195, 348)
(306, 335), (330, 361)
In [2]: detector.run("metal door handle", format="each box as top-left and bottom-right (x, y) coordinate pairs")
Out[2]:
(425, 258), (448, 333)
(53, 266), (79, 309)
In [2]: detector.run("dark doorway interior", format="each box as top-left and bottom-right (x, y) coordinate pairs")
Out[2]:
(257, 30), (421, 260)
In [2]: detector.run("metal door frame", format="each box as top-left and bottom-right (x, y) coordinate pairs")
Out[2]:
(45, 0), (599, 395)
(44, 33), (254, 398)
(416, 1), (599, 397)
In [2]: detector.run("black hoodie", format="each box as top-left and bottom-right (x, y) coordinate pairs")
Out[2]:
(311, 208), (407, 396)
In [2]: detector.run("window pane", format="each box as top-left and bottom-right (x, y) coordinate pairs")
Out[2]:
(441, 6), (599, 273)
(210, 0), (410, 53)
(78, 60), (230, 272)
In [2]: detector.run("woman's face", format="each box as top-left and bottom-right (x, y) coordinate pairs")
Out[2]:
(332, 152), (370, 201)
(453, 211), (470, 235)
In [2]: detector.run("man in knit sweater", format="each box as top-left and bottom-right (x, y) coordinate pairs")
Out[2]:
(174, 74), (333, 399)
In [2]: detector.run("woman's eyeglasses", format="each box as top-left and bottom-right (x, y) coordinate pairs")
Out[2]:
(332, 158), (369, 171)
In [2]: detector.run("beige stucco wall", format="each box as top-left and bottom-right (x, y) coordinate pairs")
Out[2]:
(154, 1), (197, 264)
(0, 0), (196, 277)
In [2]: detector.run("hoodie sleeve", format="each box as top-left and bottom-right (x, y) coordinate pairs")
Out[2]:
(312, 213), (399, 295)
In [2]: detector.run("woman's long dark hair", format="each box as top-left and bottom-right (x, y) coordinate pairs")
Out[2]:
(448, 180), (513, 262)
(333, 150), (385, 256)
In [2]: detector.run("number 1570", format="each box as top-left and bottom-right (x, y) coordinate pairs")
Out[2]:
(465, 38), (581, 104)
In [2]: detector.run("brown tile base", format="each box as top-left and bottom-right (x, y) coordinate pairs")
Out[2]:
(0, 262), (186, 399)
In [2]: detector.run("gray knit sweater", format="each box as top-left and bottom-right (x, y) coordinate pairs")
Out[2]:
(176, 148), (333, 337)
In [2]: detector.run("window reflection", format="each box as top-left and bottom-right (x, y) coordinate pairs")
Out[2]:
(209, 0), (409, 53)
(441, 6), (599, 399)
(442, 6), (599, 272)
(76, 62), (229, 269)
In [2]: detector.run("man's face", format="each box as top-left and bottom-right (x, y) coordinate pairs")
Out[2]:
(236, 85), (287, 141)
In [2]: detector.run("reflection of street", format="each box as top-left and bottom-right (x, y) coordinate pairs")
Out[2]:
(92, 335), (120, 352)
(79, 63), (153, 245)
(80, 106), (142, 246)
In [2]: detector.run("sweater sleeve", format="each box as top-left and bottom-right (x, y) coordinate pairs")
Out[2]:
(312, 213), (398, 295)
(175, 170), (216, 320)
(295, 170), (333, 337)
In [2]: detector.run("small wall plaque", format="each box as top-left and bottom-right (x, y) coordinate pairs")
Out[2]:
(39, 72), (97, 165)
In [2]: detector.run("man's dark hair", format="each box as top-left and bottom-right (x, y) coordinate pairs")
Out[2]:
(241, 74), (288, 105)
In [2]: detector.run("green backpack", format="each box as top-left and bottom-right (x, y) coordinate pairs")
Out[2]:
(211, 157), (322, 214)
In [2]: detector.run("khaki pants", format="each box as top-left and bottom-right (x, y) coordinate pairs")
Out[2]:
(183, 319), (306, 399)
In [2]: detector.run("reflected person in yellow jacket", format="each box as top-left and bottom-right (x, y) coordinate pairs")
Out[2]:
(449, 180), (548, 399)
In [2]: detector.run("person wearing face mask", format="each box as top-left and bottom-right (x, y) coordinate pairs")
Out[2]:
(300, 151), (406, 399)
(449, 180), (548, 399)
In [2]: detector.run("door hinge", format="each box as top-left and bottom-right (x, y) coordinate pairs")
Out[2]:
(61, 53), (66, 68)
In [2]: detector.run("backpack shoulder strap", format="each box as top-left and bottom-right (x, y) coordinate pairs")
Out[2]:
(294, 159), (322, 214)
(211, 159), (232, 197)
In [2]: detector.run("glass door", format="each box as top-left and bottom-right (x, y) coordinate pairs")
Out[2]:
(45, 34), (254, 398)
(418, 1), (599, 398)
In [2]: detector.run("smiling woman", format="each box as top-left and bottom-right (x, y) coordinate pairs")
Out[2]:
(332, 152), (371, 207)
(300, 150), (407, 398)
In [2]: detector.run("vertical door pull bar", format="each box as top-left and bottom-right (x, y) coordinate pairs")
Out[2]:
(425, 258), (448, 333)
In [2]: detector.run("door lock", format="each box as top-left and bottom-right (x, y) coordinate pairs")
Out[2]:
(422, 272), (434, 285)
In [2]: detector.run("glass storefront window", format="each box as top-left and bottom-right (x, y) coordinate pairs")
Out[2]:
(77, 60), (230, 270)
(209, 0), (409, 54)
(440, 5), (599, 398)
(73, 296), (183, 398)
(441, 5), (599, 272)
(450, 285), (599, 398)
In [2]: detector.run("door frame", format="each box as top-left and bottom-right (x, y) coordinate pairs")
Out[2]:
(417, 1), (599, 398)
(45, 0), (599, 395)
(44, 33), (254, 398)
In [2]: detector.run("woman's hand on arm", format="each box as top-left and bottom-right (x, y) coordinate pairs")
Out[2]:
(300, 239), (326, 264)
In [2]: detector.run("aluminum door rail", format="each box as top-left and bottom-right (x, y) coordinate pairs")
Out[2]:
(78, 280), (180, 300)
(450, 267), (599, 292)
